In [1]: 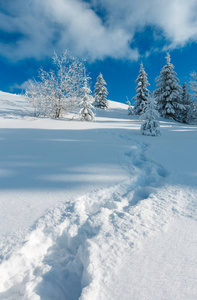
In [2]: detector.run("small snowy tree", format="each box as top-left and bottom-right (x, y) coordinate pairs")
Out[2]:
(25, 50), (86, 118)
(190, 72), (197, 99)
(133, 63), (151, 115)
(140, 97), (161, 136)
(189, 73), (197, 123)
(179, 83), (194, 123)
(25, 79), (43, 117)
(127, 100), (134, 115)
(94, 73), (108, 109)
(79, 79), (95, 121)
(155, 53), (184, 121)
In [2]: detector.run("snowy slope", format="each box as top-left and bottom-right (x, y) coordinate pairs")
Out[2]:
(0, 92), (197, 300)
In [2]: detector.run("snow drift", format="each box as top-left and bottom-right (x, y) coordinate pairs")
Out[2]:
(0, 91), (197, 300)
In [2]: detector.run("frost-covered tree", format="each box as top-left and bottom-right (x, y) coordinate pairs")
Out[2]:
(25, 50), (86, 118)
(190, 72), (197, 99)
(140, 97), (161, 136)
(25, 79), (44, 117)
(189, 73), (197, 122)
(79, 79), (95, 121)
(94, 73), (108, 109)
(127, 100), (133, 115)
(182, 82), (190, 104)
(155, 53), (184, 121)
(179, 83), (194, 123)
(133, 63), (150, 115)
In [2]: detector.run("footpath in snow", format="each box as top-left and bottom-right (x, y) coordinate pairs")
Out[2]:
(0, 92), (197, 300)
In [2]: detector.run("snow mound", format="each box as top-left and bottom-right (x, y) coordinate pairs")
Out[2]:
(0, 91), (33, 119)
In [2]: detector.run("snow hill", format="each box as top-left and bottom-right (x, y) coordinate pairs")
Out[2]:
(0, 91), (197, 300)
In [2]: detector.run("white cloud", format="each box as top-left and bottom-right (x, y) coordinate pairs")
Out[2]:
(0, 0), (197, 62)
(93, 0), (197, 43)
(11, 80), (31, 91)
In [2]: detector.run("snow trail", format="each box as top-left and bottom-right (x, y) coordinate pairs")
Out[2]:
(0, 135), (196, 300)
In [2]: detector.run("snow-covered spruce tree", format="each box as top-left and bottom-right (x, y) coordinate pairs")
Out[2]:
(190, 72), (197, 120)
(180, 83), (194, 123)
(133, 63), (151, 115)
(25, 50), (86, 118)
(140, 97), (161, 136)
(155, 53), (184, 121)
(94, 73), (108, 109)
(190, 71), (197, 99)
(79, 79), (95, 121)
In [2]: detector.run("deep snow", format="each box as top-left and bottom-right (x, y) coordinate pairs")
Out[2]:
(0, 91), (197, 300)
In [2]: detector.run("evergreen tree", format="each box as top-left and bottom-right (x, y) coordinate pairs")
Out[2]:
(140, 97), (161, 136)
(133, 63), (150, 115)
(182, 82), (190, 105)
(94, 73), (108, 109)
(79, 79), (95, 121)
(190, 71), (197, 99)
(155, 53), (184, 121)
(180, 83), (192, 123)
(189, 72), (197, 122)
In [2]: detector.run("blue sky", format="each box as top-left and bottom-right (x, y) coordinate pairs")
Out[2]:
(1, 0), (197, 103)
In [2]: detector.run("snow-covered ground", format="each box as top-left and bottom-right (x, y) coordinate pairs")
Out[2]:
(0, 91), (197, 300)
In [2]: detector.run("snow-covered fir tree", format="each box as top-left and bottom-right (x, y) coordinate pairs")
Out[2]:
(180, 83), (193, 123)
(190, 71), (197, 99)
(140, 97), (161, 136)
(133, 63), (150, 115)
(155, 53), (184, 121)
(94, 73), (108, 109)
(182, 82), (190, 105)
(79, 79), (95, 121)
(189, 72), (197, 122)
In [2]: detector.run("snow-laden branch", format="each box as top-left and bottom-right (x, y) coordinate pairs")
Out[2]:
(25, 50), (86, 118)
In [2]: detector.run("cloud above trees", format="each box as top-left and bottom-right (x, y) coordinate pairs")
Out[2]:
(0, 0), (197, 61)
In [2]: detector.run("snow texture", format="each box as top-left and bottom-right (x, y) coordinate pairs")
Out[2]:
(0, 91), (197, 300)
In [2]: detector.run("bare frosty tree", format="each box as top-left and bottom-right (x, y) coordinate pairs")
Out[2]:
(127, 99), (134, 115)
(25, 50), (86, 118)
